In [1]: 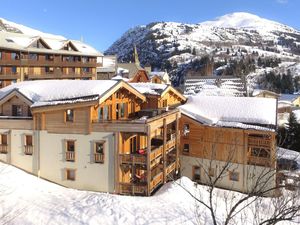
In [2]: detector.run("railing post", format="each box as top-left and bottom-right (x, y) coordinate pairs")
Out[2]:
(147, 125), (151, 196)
(163, 118), (167, 183)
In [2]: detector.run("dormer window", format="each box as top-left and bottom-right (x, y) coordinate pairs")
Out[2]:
(12, 105), (22, 116)
(6, 39), (14, 43)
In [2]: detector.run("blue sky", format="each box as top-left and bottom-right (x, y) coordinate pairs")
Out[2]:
(0, 0), (299, 52)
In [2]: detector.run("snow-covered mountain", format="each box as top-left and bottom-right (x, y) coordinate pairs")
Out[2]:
(0, 17), (65, 39)
(106, 12), (300, 87)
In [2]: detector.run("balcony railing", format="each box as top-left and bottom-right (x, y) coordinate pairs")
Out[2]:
(66, 151), (75, 162)
(248, 137), (271, 147)
(150, 172), (163, 192)
(0, 144), (8, 154)
(94, 153), (104, 163)
(248, 156), (271, 167)
(24, 145), (33, 155)
(150, 146), (163, 162)
(119, 183), (147, 195)
(119, 154), (146, 165)
(166, 139), (176, 151)
(166, 161), (176, 176)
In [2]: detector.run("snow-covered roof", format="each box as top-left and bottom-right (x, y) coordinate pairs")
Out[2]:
(279, 94), (300, 103)
(129, 83), (168, 95)
(252, 89), (280, 97)
(149, 71), (167, 78)
(0, 80), (118, 108)
(179, 96), (277, 129)
(0, 31), (101, 57)
(111, 74), (129, 82)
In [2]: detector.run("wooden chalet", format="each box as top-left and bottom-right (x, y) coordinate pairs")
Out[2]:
(0, 80), (183, 196)
(178, 95), (278, 195)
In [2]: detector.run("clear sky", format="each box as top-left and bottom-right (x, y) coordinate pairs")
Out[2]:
(0, 0), (299, 52)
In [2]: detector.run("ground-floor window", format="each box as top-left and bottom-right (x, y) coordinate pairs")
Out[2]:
(229, 171), (239, 182)
(66, 169), (76, 181)
(192, 166), (201, 182)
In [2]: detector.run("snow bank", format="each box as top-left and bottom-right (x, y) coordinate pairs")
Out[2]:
(0, 162), (298, 225)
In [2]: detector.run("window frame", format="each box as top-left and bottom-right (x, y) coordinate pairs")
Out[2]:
(94, 141), (105, 163)
(229, 171), (239, 182)
(66, 168), (76, 181)
(65, 109), (74, 122)
(183, 143), (189, 154)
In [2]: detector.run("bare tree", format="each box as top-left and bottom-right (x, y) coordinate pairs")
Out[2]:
(171, 134), (300, 225)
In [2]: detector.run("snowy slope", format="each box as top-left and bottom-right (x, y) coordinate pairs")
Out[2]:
(106, 12), (300, 86)
(0, 161), (299, 225)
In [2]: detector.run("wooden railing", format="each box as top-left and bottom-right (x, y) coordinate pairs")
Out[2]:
(66, 151), (75, 161)
(0, 144), (8, 154)
(24, 145), (33, 155)
(119, 183), (147, 195)
(119, 154), (146, 164)
(166, 139), (176, 150)
(150, 172), (163, 192)
(248, 137), (271, 147)
(94, 153), (104, 163)
(166, 162), (176, 176)
(248, 156), (271, 167)
(150, 146), (163, 162)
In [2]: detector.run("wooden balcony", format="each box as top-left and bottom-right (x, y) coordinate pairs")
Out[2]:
(66, 151), (75, 162)
(27, 72), (94, 80)
(248, 156), (271, 167)
(166, 138), (176, 151)
(0, 144), (8, 154)
(248, 137), (271, 147)
(94, 153), (104, 163)
(166, 161), (176, 176)
(0, 73), (20, 80)
(119, 183), (147, 195)
(150, 146), (163, 162)
(119, 154), (146, 165)
(150, 172), (163, 192)
(24, 145), (33, 155)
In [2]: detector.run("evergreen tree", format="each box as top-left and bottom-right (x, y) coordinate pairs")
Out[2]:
(287, 112), (300, 152)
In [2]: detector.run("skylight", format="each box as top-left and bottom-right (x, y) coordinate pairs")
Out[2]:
(6, 39), (14, 43)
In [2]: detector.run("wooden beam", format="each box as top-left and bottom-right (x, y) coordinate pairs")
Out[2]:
(163, 118), (167, 183)
(147, 125), (151, 196)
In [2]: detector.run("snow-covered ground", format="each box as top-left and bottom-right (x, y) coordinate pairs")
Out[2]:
(0, 158), (299, 225)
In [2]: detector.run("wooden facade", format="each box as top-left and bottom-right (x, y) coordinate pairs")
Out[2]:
(179, 114), (277, 194)
(0, 38), (100, 88)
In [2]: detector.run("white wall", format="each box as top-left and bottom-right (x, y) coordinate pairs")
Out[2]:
(0, 129), (37, 174)
(39, 131), (115, 193)
(180, 155), (276, 195)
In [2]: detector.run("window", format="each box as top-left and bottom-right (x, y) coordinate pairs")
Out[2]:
(24, 135), (33, 155)
(0, 52), (2, 59)
(45, 67), (54, 73)
(45, 54), (54, 61)
(66, 140), (75, 162)
(66, 169), (76, 181)
(65, 109), (74, 122)
(183, 144), (189, 154)
(0, 66), (2, 74)
(0, 134), (8, 154)
(11, 52), (19, 60)
(229, 171), (239, 182)
(82, 56), (88, 63)
(208, 168), (215, 177)
(117, 103), (126, 119)
(98, 107), (103, 121)
(193, 166), (201, 182)
(12, 105), (22, 116)
(94, 142), (105, 163)
(130, 136), (137, 154)
(29, 53), (38, 60)
(250, 147), (270, 158)
(82, 67), (90, 73)
(11, 66), (17, 74)
(183, 124), (190, 137)
(103, 105), (110, 120)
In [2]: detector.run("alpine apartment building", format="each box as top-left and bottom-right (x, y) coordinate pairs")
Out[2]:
(0, 80), (186, 196)
(0, 31), (102, 88)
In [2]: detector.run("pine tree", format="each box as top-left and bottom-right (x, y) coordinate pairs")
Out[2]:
(287, 112), (300, 152)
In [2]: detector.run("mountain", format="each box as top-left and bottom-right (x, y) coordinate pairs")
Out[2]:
(0, 17), (65, 39)
(105, 12), (300, 89)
